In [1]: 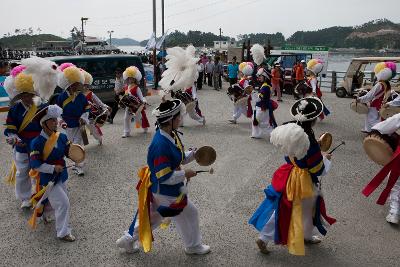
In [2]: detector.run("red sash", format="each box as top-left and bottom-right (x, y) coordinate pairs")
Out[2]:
(362, 146), (400, 205)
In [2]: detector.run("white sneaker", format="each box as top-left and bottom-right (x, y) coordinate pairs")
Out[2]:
(76, 167), (84, 176)
(20, 200), (31, 209)
(184, 244), (211, 255)
(386, 213), (399, 224)
(116, 232), (139, 253)
(305, 235), (322, 244)
(122, 133), (131, 138)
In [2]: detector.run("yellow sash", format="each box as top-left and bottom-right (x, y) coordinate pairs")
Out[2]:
(286, 159), (314, 256)
(29, 132), (60, 191)
(5, 104), (38, 185)
(137, 166), (153, 253)
(62, 93), (75, 108)
(28, 132), (60, 229)
(19, 104), (38, 133)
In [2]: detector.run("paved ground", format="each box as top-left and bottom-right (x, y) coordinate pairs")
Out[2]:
(0, 83), (399, 267)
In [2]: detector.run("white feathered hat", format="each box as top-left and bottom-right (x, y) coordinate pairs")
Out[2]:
(159, 45), (199, 93)
(270, 123), (310, 159)
(57, 63), (85, 90)
(21, 57), (59, 101)
(250, 44), (265, 65)
(123, 66), (142, 81)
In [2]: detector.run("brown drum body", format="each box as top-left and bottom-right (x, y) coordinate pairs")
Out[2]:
(173, 90), (195, 112)
(68, 144), (85, 163)
(174, 90), (193, 105)
(379, 106), (400, 119)
(363, 131), (398, 166)
(89, 104), (109, 127)
(119, 94), (144, 115)
(294, 81), (312, 98)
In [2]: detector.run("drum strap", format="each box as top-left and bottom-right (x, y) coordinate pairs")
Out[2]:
(362, 146), (400, 205)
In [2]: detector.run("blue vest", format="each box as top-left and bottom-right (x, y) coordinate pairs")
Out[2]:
(148, 130), (185, 197)
(57, 91), (89, 128)
(30, 132), (70, 186)
(4, 102), (45, 153)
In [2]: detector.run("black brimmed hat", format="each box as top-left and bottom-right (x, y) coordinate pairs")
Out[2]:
(152, 99), (184, 124)
(290, 97), (323, 122)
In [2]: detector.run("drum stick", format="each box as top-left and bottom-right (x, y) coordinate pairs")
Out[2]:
(196, 168), (214, 174)
(328, 141), (345, 154)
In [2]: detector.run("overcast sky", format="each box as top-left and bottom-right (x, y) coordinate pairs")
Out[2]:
(2, 0), (399, 41)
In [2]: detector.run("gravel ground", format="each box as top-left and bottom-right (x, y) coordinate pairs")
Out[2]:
(0, 83), (398, 267)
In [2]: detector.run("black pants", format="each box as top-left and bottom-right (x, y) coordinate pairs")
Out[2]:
(229, 77), (237, 86)
(197, 72), (203, 89)
(219, 75), (222, 88)
(207, 73), (213, 86)
(110, 93), (123, 119)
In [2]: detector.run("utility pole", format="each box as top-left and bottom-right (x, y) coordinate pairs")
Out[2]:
(219, 27), (222, 49)
(81, 17), (88, 43)
(107, 30), (114, 48)
(161, 0), (165, 54)
(153, 0), (157, 88)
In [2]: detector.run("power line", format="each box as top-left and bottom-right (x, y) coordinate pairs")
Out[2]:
(170, 0), (263, 32)
(89, 0), (228, 28)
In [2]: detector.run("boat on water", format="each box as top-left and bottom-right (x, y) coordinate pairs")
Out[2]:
(33, 36), (120, 56)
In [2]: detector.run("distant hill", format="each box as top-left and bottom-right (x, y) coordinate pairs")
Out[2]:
(111, 38), (141, 46)
(287, 19), (400, 49)
(0, 34), (66, 49)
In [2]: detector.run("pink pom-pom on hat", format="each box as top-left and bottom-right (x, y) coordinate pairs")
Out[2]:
(59, 62), (75, 72)
(10, 65), (27, 77)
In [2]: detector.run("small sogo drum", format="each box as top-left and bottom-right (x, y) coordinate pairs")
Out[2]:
(350, 89), (369, 114)
(318, 132), (333, 152)
(68, 144), (86, 163)
(195, 146), (217, 166)
(293, 81), (312, 98)
(119, 94), (144, 115)
(363, 131), (399, 166)
(379, 93), (400, 119)
(89, 104), (109, 127)
(227, 85), (248, 107)
(173, 90), (196, 113)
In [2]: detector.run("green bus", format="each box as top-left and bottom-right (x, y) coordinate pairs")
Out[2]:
(47, 55), (146, 103)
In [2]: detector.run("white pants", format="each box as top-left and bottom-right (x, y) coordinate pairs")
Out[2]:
(259, 195), (318, 242)
(87, 122), (102, 142)
(65, 127), (85, 168)
(129, 194), (202, 248)
(251, 107), (273, 138)
(389, 179), (400, 215)
(233, 105), (247, 121)
(13, 150), (32, 202)
(123, 108), (147, 134)
(364, 107), (380, 132)
(47, 182), (71, 238)
(186, 110), (204, 124)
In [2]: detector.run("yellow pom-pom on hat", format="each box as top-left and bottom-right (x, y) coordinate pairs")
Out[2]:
(14, 73), (35, 94)
(57, 64), (85, 90)
(82, 70), (93, 85)
(123, 66), (142, 81)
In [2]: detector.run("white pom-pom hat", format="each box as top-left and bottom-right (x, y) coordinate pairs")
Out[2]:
(123, 66), (142, 81)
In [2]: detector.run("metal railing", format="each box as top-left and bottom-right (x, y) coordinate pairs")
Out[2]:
(320, 70), (375, 92)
